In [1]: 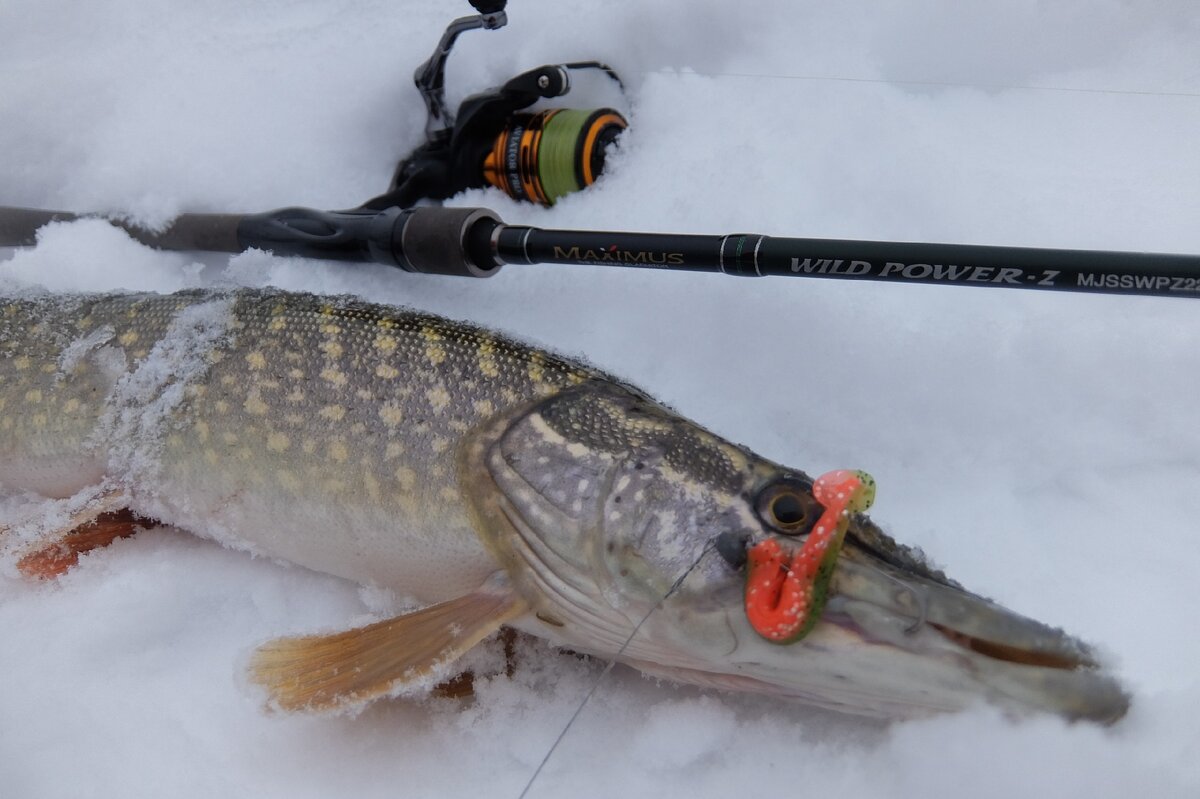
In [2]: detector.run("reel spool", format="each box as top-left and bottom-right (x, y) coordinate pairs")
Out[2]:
(363, 1), (628, 210)
(483, 108), (626, 205)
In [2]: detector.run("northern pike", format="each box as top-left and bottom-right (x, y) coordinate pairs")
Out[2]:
(0, 288), (1129, 721)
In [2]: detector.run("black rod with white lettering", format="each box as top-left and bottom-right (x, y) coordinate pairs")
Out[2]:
(3, 203), (1200, 298)
(494, 222), (1200, 298)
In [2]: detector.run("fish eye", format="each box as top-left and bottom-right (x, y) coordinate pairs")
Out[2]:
(755, 479), (822, 536)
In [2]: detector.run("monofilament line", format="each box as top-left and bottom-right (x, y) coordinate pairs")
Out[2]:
(516, 540), (718, 799)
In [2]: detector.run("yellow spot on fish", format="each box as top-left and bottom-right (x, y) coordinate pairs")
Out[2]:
(267, 432), (290, 452)
(24, 389), (41, 404)
(269, 317), (287, 331)
(426, 343), (446, 365)
(244, 393), (269, 416)
(473, 399), (494, 417)
(319, 322), (341, 336)
(364, 473), (381, 501)
(374, 334), (398, 353)
(222, 432), (239, 445)
(118, 331), (139, 347)
(320, 368), (347, 387)
(320, 339), (343, 358)
(215, 400), (230, 414)
(205, 449), (219, 466)
(302, 438), (317, 454)
(288, 368), (304, 380)
(276, 470), (302, 492)
(207, 350), (225, 365)
(328, 440), (349, 463)
(220, 375), (237, 386)
(385, 441), (405, 460)
(195, 421), (210, 443)
(41, 363), (57, 374)
(376, 363), (399, 379)
(477, 339), (500, 378)
(13, 355), (31, 370)
(63, 398), (80, 414)
(439, 487), (460, 503)
(528, 352), (546, 382)
(239, 447), (255, 462)
(286, 388), (305, 403)
(319, 404), (346, 422)
(396, 467), (416, 492)
(245, 351), (267, 369)
(378, 402), (404, 427)
(431, 437), (451, 454)
(397, 492), (419, 516)
(285, 413), (305, 426)
(31, 413), (47, 429)
(426, 387), (451, 413)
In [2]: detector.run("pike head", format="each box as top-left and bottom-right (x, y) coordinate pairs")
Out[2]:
(461, 380), (1129, 722)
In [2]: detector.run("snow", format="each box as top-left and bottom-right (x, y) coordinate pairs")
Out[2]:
(3, 0), (1200, 796)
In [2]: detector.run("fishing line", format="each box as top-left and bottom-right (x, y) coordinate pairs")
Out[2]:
(869, 562), (928, 634)
(516, 538), (718, 799)
(634, 68), (1200, 100)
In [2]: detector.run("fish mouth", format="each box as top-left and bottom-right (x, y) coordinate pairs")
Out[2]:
(818, 523), (1130, 723)
(927, 622), (1085, 671)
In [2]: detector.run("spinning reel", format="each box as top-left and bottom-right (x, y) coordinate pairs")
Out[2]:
(362, 0), (628, 210)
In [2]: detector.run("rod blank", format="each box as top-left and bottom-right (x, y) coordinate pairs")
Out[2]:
(3, 204), (1198, 299)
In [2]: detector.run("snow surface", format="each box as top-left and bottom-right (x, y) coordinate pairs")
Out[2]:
(3, 1), (1200, 796)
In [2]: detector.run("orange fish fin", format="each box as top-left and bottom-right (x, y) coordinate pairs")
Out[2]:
(15, 490), (157, 579)
(249, 574), (528, 713)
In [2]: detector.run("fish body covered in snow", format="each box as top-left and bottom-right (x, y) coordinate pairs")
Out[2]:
(0, 288), (1128, 721)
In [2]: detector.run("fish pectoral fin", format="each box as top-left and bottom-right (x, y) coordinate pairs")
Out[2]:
(14, 488), (155, 579)
(248, 573), (528, 713)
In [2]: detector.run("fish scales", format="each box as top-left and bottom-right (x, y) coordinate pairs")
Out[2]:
(0, 289), (592, 598)
(0, 287), (1130, 721)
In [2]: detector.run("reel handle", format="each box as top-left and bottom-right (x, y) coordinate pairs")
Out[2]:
(412, 4), (509, 140)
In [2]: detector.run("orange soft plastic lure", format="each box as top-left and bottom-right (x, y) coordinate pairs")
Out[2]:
(744, 469), (876, 643)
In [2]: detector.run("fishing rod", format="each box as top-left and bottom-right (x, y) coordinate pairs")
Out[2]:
(3, 0), (1198, 299)
(3, 203), (1200, 299)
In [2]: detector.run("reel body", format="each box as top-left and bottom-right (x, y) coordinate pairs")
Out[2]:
(364, 2), (627, 210)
